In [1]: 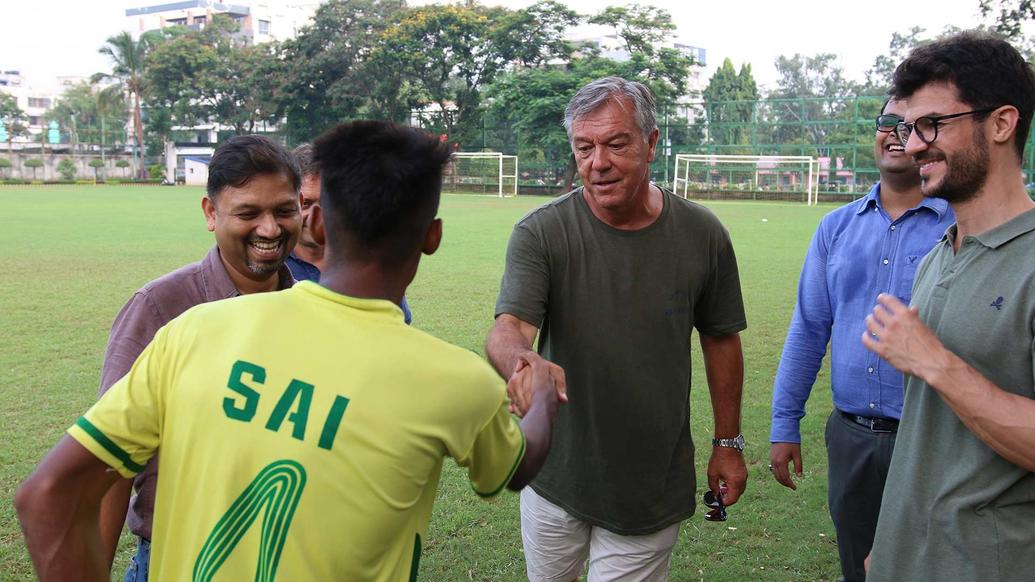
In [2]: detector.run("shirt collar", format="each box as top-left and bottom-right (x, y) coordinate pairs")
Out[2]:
(201, 245), (295, 301)
(293, 280), (406, 322)
(966, 207), (1035, 249)
(856, 182), (951, 219)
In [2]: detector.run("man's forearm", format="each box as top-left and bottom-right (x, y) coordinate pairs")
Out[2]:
(486, 317), (536, 379)
(98, 478), (133, 568)
(925, 351), (1035, 472)
(701, 333), (745, 437)
(508, 391), (557, 490)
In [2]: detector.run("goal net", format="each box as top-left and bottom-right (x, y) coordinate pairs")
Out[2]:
(673, 154), (820, 205)
(444, 152), (518, 197)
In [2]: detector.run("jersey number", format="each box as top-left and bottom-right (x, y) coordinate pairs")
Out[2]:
(192, 460), (307, 582)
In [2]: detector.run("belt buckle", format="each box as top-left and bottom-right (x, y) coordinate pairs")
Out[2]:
(869, 418), (893, 433)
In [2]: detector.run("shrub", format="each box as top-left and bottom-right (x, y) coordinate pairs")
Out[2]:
(57, 158), (77, 180)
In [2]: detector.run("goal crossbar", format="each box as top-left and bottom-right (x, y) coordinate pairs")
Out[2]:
(673, 154), (821, 205)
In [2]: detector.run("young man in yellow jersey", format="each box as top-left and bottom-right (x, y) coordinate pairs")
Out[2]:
(16, 120), (561, 581)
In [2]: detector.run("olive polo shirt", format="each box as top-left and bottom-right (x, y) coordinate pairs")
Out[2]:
(868, 207), (1035, 582)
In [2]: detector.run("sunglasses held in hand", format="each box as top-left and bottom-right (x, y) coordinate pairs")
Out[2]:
(703, 489), (727, 522)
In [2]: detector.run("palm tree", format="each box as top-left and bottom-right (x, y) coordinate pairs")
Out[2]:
(94, 32), (150, 179)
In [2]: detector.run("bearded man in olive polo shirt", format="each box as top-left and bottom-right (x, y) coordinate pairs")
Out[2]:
(862, 32), (1035, 582)
(94, 135), (301, 580)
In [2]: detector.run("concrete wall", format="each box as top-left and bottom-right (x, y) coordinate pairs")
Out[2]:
(0, 152), (136, 180)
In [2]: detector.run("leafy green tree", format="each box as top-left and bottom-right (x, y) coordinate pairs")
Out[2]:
(586, 4), (695, 96)
(764, 53), (857, 148)
(47, 82), (127, 151)
(115, 159), (130, 177)
(24, 158), (43, 180)
(980, 0), (1034, 41)
(0, 157), (11, 179)
(0, 92), (29, 154)
(278, 0), (407, 143)
(89, 158), (105, 180)
(57, 158), (77, 180)
(95, 31), (155, 178)
(702, 58), (759, 150)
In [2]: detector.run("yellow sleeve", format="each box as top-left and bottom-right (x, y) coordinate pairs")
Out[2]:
(456, 401), (525, 498)
(67, 324), (170, 479)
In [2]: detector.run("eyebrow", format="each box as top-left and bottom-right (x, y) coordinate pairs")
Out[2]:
(573, 131), (633, 144)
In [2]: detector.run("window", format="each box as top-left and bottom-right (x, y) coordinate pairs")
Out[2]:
(29, 116), (39, 125)
(27, 97), (51, 108)
(258, 19), (270, 35)
(167, 17), (187, 26)
(193, 15), (206, 27)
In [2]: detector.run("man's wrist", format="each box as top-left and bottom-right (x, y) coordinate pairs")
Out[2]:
(712, 434), (745, 452)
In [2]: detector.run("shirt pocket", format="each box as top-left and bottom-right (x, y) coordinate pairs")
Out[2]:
(894, 253), (925, 303)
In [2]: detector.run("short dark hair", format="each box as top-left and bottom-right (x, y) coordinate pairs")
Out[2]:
(292, 143), (318, 178)
(890, 31), (1035, 158)
(207, 135), (301, 199)
(313, 121), (452, 265)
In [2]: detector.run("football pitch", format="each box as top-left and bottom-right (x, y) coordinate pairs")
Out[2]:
(0, 185), (844, 580)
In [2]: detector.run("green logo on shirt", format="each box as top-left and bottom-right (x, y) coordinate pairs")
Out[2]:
(193, 459), (307, 581)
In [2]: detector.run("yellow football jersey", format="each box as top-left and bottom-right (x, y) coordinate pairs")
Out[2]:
(69, 281), (524, 581)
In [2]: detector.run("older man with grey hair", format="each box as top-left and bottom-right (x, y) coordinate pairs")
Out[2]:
(487, 76), (749, 580)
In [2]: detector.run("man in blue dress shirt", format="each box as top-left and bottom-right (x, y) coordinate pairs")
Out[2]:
(768, 98), (955, 582)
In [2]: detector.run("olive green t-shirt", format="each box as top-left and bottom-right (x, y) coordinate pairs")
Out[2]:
(495, 188), (746, 534)
(868, 208), (1035, 582)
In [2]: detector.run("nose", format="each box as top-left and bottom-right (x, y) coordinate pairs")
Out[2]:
(903, 126), (927, 157)
(255, 212), (281, 239)
(590, 144), (611, 172)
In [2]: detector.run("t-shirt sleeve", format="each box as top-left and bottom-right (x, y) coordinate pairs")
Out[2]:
(494, 222), (550, 327)
(99, 290), (164, 396)
(455, 400), (526, 498)
(69, 324), (170, 479)
(694, 227), (747, 336)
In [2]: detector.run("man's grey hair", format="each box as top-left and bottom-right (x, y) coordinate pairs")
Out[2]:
(292, 143), (318, 178)
(563, 77), (657, 141)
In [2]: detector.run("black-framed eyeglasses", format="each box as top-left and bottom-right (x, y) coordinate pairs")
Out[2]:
(875, 114), (903, 133)
(703, 490), (727, 522)
(893, 107), (998, 145)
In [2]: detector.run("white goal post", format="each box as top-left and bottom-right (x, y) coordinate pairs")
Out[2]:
(673, 154), (821, 205)
(445, 152), (518, 197)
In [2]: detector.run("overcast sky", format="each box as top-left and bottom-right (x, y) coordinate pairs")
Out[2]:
(2, 0), (1011, 91)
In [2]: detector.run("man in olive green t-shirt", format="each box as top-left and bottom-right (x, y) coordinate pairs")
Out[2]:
(487, 77), (748, 581)
(862, 33), (1035, 581)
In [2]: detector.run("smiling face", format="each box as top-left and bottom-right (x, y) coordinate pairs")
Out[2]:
(570, 98), (659, 214)
(875, 99), (919, 180)
(203, 171), (301, 288)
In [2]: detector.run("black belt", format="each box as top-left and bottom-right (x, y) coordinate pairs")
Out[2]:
(839, 410), (899, 433)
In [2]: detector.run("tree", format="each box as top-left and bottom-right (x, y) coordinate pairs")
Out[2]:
(702, 58), (759, 150)
(979, 0), (1034, 41)
(0, 92), (29, 155)
(764, 53), (857, 148)
(586, 4), (695, 96)
(47, 82), (127, 152)
(95, 31), (154, 179)
(277, 0), (407, 143)
(0, 157), (11, 179)
(24, 158), (43, 180)
(89, 158), (105, 180)
(115, 158), (131, 177)
(57, 158), (77, 180)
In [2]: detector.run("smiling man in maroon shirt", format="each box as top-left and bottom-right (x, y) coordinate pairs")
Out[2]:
(95, 134), (301, 580)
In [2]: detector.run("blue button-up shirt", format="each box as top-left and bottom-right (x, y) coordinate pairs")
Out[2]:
(770, 184), (954, 443)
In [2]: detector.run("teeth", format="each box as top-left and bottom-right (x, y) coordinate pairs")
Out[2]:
(250, 239), (280, 251)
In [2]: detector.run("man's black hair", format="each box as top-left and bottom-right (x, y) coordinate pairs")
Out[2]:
(890, 31), (1035, 158)
(292, 143), (318, 178)
(313, 121), (453, 265)
(207, 135), (302, 199)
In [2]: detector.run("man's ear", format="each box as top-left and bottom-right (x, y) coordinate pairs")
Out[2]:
(201, 197), (217, 232)
(310, 204), (326, 246)
(990, 105), (1021, 148)
(422, 218), (442, 256)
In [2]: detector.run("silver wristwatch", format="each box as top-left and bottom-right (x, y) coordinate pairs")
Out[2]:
(712, 434), (746, 452)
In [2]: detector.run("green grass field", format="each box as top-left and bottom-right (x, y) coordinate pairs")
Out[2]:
(0, 185), (843, 581)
